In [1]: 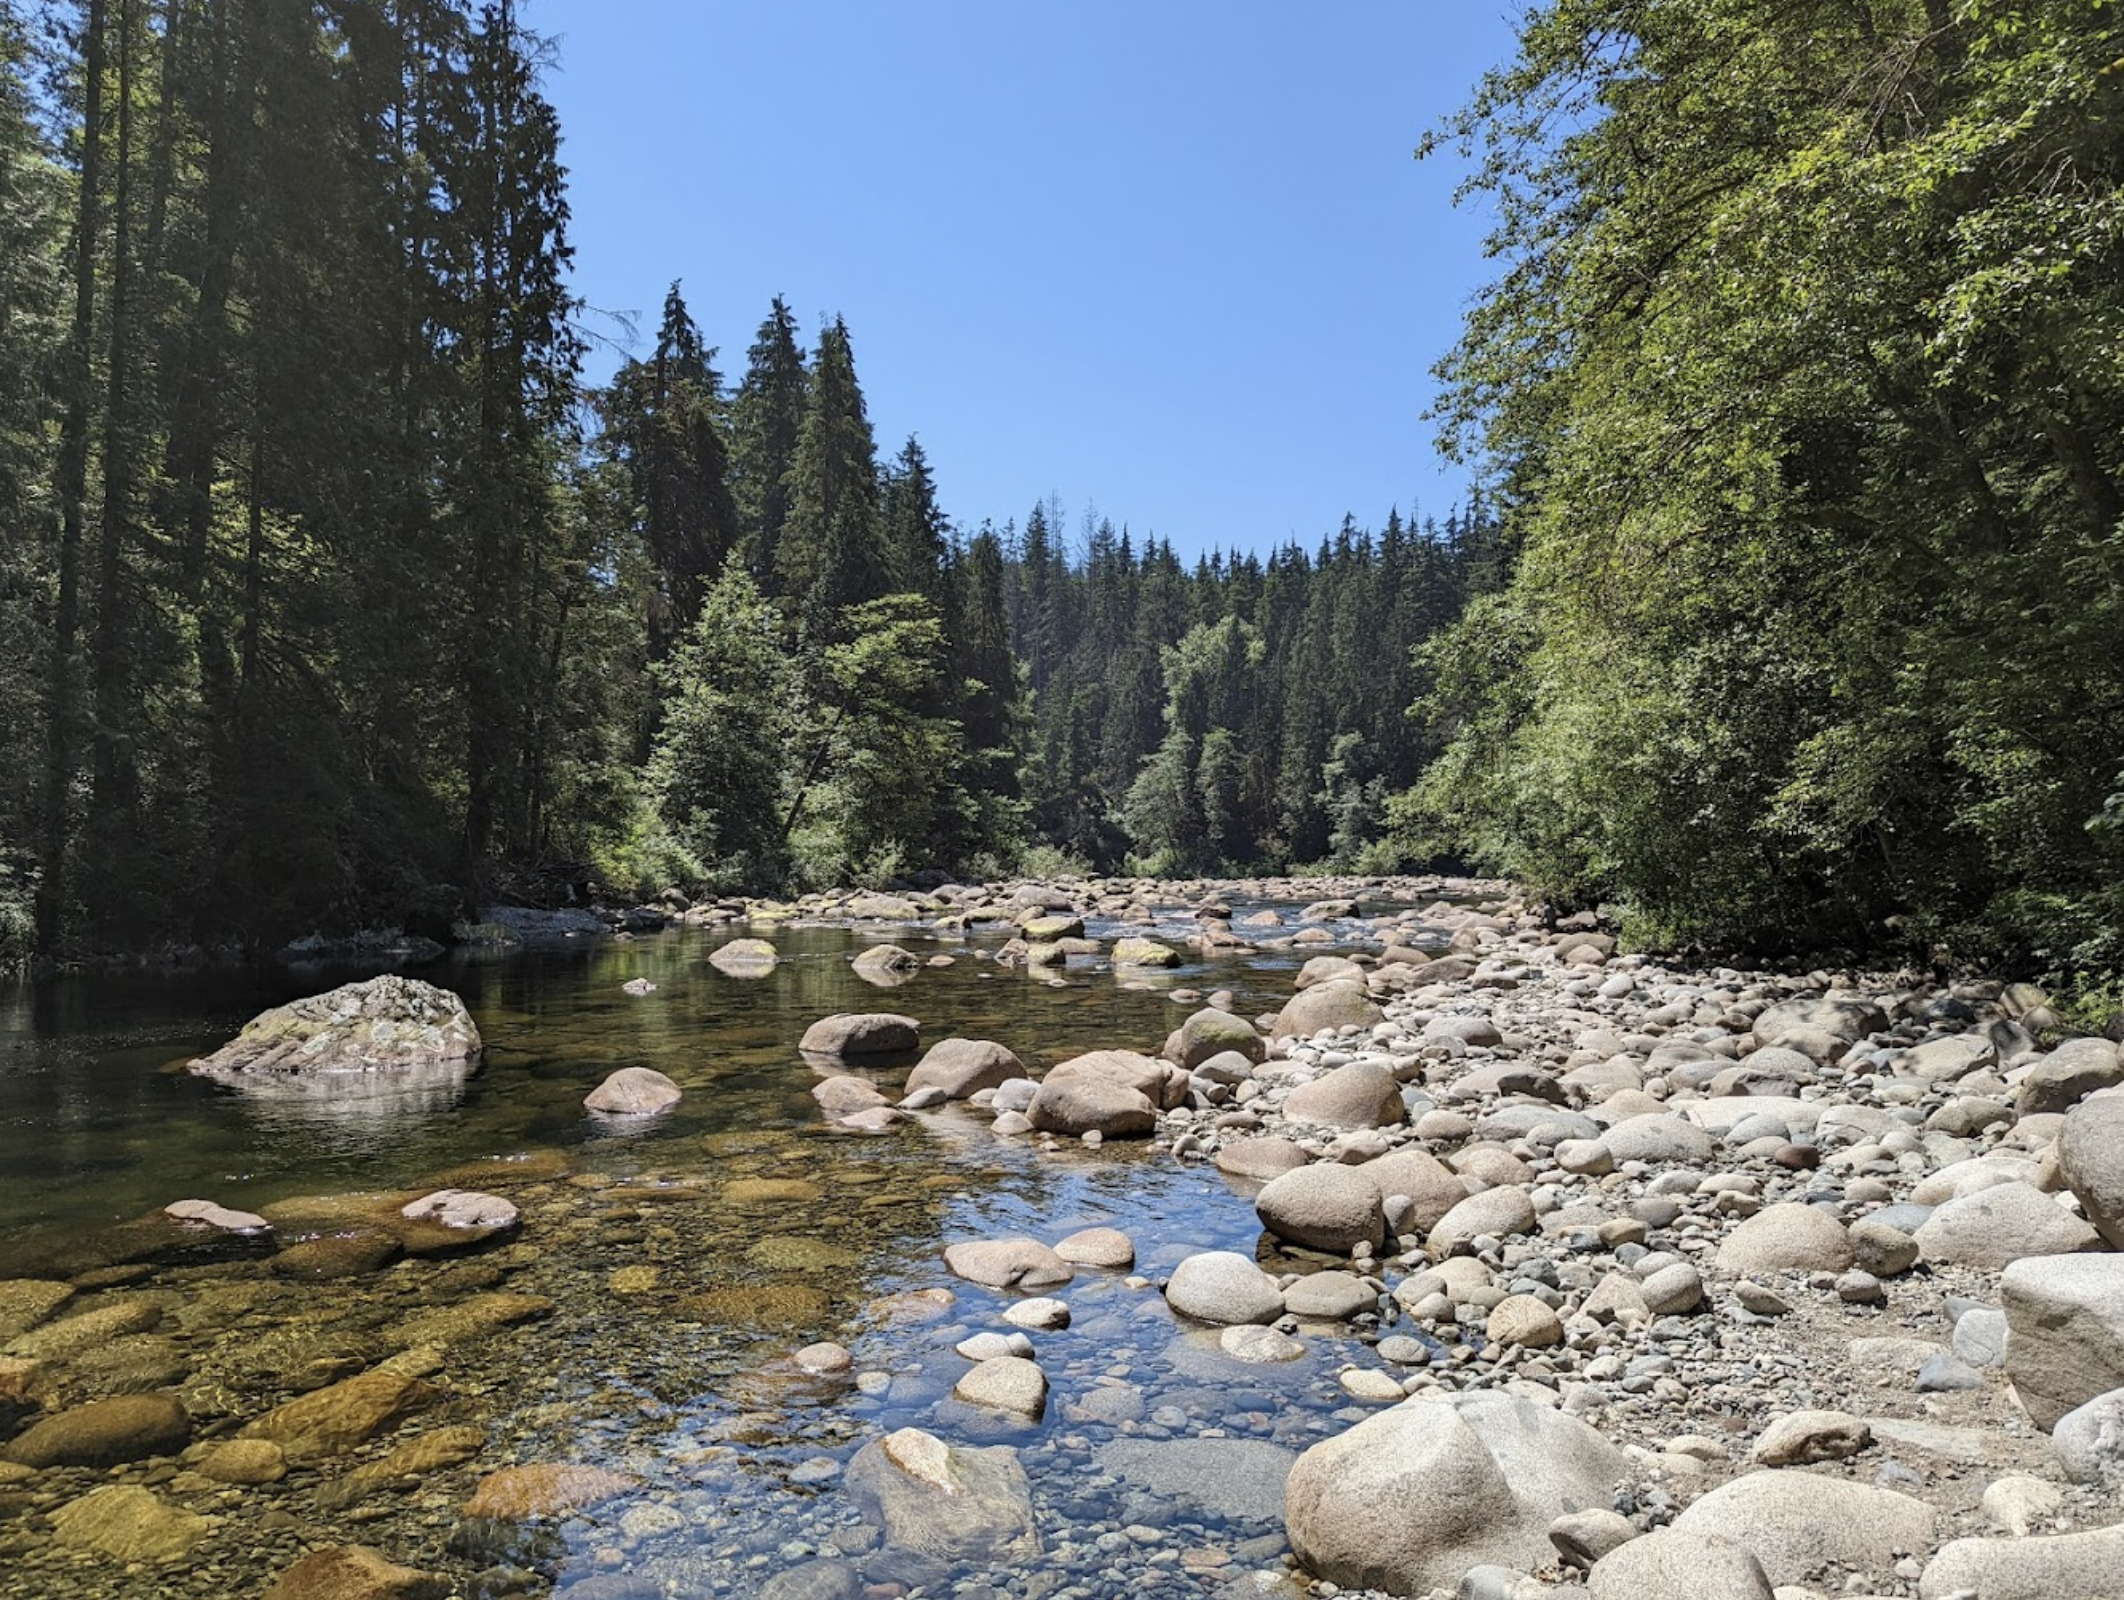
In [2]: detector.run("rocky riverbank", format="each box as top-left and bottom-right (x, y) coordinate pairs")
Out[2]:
(3, 878), (2123, 1599)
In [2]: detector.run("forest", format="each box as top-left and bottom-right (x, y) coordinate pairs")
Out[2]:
(0, 0), (1499, 964)
(6, 0), (2122, 1016)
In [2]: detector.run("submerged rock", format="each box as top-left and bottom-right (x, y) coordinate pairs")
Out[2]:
(844, 1427), (1041, 1565)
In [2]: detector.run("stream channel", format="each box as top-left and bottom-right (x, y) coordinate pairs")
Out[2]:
(0, 904), (1433, 1600)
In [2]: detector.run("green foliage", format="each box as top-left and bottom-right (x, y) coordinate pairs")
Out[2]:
(1404, 0), (2124, 970)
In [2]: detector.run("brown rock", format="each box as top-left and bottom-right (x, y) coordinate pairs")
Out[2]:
(262, 1546), (452, 1600)
(240, 1370), (439, 1464)
(463, 1462), (637, 1520)
(3, 1391), (190, 1468)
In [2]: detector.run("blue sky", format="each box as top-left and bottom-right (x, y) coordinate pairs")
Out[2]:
(531, 2), (1520, 559)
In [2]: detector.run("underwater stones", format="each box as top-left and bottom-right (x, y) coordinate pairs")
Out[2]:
(844, 1427), (1041, 1566)
(678, 1283), (831, 1329)
(188, 974), (480, 1087)
(261, 1545), (451, 1600)
(798, 1013), (920, 1060)
(269, 1229), (403, 1281)
(943, 1238), (1073, 1290)
(194, 1438), (289, 1485)
(384, 1292), (553, 1350)
(3, 1391), (191, 1468)
(462, 1462), (638, 1520)
(582, 1067), (682, 1115)
(240, 1370), (440, 1464)
(722, 1177), (826, 1205)
(905, 1038), (1028, 1100)
(5, 1296), (162, 1358)
(748, 1236), (857, 1272)
(49, 1484), (213, 1563)
(0, 1278), (73, 1340)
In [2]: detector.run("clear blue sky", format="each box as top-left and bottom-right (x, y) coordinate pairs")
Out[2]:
(530, 2), (1519, 560)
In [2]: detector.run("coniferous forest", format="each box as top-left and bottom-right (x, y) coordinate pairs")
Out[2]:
(5, 0), (2123, 1018)
(0, 0), (1500, 964)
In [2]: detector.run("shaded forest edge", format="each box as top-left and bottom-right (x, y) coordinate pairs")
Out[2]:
(4, 1), (2123, 1028)
(0, 0), (1503, 968)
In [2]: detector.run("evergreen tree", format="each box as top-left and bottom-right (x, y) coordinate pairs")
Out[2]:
(729, 294), (805, 590)
(780, 316), (885, 631)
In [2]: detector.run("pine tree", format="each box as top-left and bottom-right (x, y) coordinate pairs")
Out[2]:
(780, 316), (885, 631)
(729, 294), (805, 591)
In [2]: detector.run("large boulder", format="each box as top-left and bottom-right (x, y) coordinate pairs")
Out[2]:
(1284, 1391), (1626, 1595)
(1112, 937), (1180, 968)
(1163, 1009), (1267, 1072)
(1355, 1147), (1468, 1234)
(1920, 1524), (2124, 1599)
(1913, 1182), (2100, 1270)
(2018, 1037), (2124, 1116)
(262, 1546), (451, 1600)
(707, 938), (779, 975)
(1587, 1530), (1774, 1600)
(3, 1392), (190, 1468)
(583, 1067), (682, 1115)
(188, 976), (480, 1094)
(844, 1428), (1040, 1565)
(905, 1039), (1027, 1101)
(1750, 995), (1888, 1064)
(1272, 981), (1384, 1040)
(238, 1371), (438, 1465)
(798, 1013), (920, 1060)
(1429, 1186), (1537, 1253)
(1669, 1470), (1936, 1586)
(2057, 1095), (2124, 1248)
(1027, 1049), (1185, 1139)
(1282, 1061), (1405, 1131)
(1255, 1165), (1387, 1253)
(2003, 1254), (2124, 1428)
(1715, 1203), (1853, 1276)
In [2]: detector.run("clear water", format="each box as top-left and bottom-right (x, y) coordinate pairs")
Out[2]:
(0, 913), (1407, 1598)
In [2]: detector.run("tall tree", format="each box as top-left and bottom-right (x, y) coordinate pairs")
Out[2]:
(779, 315), (884, 630)
(729, 293), (805, 590)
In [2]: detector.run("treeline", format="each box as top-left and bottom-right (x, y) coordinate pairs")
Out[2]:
(1400, 0), (2124, 1000)
(0, 0), (1492, 962)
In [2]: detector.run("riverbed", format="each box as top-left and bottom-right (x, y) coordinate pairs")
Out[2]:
(0, 898), (1431, 1600)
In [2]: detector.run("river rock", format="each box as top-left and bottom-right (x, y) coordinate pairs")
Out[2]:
(1283, 1271), (1375, 1320)
(1586, 1530), (1773, 1600)
(1164, 1008), (1267, 1071)
(2018, 1037), (2124, 1115)
(1751, 1409), (1869, 1466)
(1222, 1324), (1307, 1362)
(1715, 1203), (1853, 1275)
(240, 1370), (439, 1464)
(1668, 1469), (1936, 1585)
(905, 1039), (1027, 1100)
(1026, 1072), (1157, 1138)
(583, 1067), (682, 1115)
(262, 1546), (452, 1600)
(2050, 1388), (2124, 1483)
(163, 1197), (271, 1232)
(952, 1356), (1048, 1419)
(2002, 1254), (2124, 1428)
(942, 1238), (1073, 1290)
(2057, 1095), (2124, 1248)
(270, 1230), (404, 1281)
(1113, 937), (1180, 967)
(462, 1462), (637, 1519)
(852, 944), (920, 980)
(1851, 1217), (1921, 1277)
(1282, 1061), (1405, 1130)
(1217, 1138), (1313, 1181)
(1487, 1294), (1564, 1348)
(798, 1013), (920, 1059)
(1750, 995), (1887, 1062)
(1283, 1390), (1627, 1595)
(398, 1189), (518, 1233)
(189, 975), (481, 1086)
(1429, 1185), (1537, 1253)
(0, 1279), (74, 1340)
(812, 1076), (889, 1118)
(49, 1484), (213, 1563)
(1256, 1164), (1387, 1253)
(1601, 1114), (1716, 1166)
(1920, 1525), (2124, 1599)
(1298, 956), (1367, 990)
(1915, 1182), (2099, 1270)
(844, 1427), (1040, 1564)
(1054, 1227), (1135, 1269)
(708, 937), (779, 974)
(1355, 1147), (1470, 1233)
(3, 1391), (191, 1468)
(4, 1296), (161, 1357)
(1272, 980), (1385, 1040)
(1166, 1251), (1285, 1325)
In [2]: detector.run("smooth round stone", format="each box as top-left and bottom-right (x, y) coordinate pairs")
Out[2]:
(1165, 1252), (1285, 1326)
(1338, 1367), (1407, 1402)
(1003, 1298), (1070, 1331)
(1220, 1324), (1306, 1364)
(1375, 1335), (1431, 1367)
(1283, 1271), (1375, 1321)
(1054, 1227), (1136, 1269)
(955, 1331), (1033, 1362)
(794, 1341), (853, 1375)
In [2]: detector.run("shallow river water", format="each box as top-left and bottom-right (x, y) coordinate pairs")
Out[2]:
(0, 909), (1419, 1599)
